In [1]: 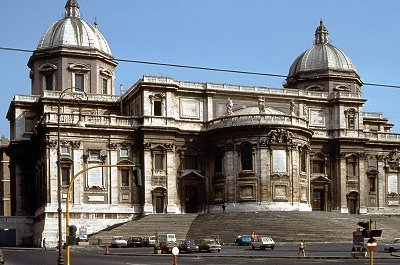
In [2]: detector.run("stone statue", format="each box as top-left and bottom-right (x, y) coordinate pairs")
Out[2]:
(290, 100), (296, 116)
(302, 104), (308, 117)
(227, 98), (234, 115)
(258, 97), (265, 114)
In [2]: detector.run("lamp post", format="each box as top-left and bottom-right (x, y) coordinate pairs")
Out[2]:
(57, 87), (87, 265)
(65, 164), (140, 265)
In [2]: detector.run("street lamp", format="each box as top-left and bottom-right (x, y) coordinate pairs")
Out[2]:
(57, 87), (87, 265)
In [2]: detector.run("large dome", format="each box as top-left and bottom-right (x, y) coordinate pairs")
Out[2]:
(288, 20), (356, 77)
(37, 0), (112, 55)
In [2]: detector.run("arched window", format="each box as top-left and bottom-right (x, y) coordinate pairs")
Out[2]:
(38, 63), (57, 91)
(240, 142), (253, 171)
(345, 108), (357, 130)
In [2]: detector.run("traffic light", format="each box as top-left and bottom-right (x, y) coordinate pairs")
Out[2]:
(66, 225), (77, 246)
(134, 167), (142, 186)
(358, 220), (382, 238)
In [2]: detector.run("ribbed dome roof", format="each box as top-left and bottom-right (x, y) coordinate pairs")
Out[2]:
(288, 20), (356, 77)
(37, 0), (112, 55)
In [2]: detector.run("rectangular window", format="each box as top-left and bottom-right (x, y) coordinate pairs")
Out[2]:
(62, 167), (70, 186)
(45, 74), (53, 90)
(347, 159), (356, 177)
(24, 116), (35, 133)
(102, 79), (108, 94)
(121, 169), (130, 187)
(154, 100), (162, 116)
(75, 74), (84, 91)
(184, 155), (198, 170)
(369, 177), (376, 192)
(120, 148), (129, 158)
(89, 151), (101, 161)
(312, 160), (324, 174)
(154, 153), (164, 170)
(60, 145), (70, 155)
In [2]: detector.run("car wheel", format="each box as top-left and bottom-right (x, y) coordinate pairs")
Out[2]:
(271, 246), (275, 250)
(218, 249), (221, 252)
(389, 247), (395, 253)
(252, 245), (255, 250)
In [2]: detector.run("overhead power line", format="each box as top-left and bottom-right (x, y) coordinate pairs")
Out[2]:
(1, 45), (400, 89)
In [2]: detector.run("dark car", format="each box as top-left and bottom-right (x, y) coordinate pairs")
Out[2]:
(235, 234), (252, 246)
(160, 241), (178, 254)
(127, 236), (143, 247)
(178, 239), (199, 253)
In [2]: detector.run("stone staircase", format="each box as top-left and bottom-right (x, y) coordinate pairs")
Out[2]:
(88, 214), (198, 245)
(88, 211), (400, 245)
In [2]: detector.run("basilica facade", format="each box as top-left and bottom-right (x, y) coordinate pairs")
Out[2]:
(5, 0), (400, 247)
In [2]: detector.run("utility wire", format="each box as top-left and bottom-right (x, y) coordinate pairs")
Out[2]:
(1, 45), (400, 89)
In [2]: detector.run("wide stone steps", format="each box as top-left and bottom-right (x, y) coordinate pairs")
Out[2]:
(89, 214), (198, 245)
(88, 211), (400, 245)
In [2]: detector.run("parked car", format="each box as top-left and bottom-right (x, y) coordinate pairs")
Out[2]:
(384, 238), (400, 253)
(178, 239), (199, 253)
(159, 241), (178, 254)
(143, 235), (156, 247)
(235, 234), (252, 246)
(198, 238), (222, 252)
(251, 236), (275, 250)
(127, 236), (143, 247)
(0, 249), (4, 264)
(111, 236), (127, 248)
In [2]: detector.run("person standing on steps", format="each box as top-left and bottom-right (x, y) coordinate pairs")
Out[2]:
(222, 202), (226, 212)
(298, 240), (305, 257)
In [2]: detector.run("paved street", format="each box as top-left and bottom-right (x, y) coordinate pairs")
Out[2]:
(2, 243), (399, 265)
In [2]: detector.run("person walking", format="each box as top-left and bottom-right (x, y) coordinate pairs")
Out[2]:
(42, 238), (47, 251)
(298, 240), (305, 257)
(222, 202), (226, 212)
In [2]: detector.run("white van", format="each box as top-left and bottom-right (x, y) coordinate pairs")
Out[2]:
(158, 233), (176, 243)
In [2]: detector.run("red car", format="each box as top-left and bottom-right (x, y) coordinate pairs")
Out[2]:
(160, 241), (178, 254)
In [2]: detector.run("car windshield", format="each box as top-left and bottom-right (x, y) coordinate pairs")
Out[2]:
(206, 239), (216, 244)
(114, 236), (123, 240)
(242, 235), (251, 239)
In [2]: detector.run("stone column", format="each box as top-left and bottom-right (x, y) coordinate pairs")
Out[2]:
(259, 142), (269, 203)
(143, 144), (154, 214)
(224, 143), (236, 202)
(358, 155), (367, 214)
(377, 155), (386, 209)
(166, 145), (179, 213)
(72, 141), (84, 204)
(339, 155), (348, 213)
(109, 144), (119, 205)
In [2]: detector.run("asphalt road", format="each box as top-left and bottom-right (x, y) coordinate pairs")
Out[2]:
(2, 243), (399, 265)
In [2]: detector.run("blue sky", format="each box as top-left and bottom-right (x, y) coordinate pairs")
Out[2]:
(1, 0), (400, 137)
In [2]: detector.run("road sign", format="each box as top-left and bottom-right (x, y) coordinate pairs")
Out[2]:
(367, 238), (378, 251)
(172, 246), (179, 256)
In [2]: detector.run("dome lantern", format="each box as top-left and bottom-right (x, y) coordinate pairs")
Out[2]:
(65, 0), (80, 18)
(315, 19), (329, 44)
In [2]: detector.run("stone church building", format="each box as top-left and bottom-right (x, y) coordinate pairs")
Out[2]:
(4, 0), (400, 246)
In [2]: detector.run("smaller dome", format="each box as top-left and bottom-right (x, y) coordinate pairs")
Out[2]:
(37, 0), (112, 55)
(288, 20), (356, 77)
